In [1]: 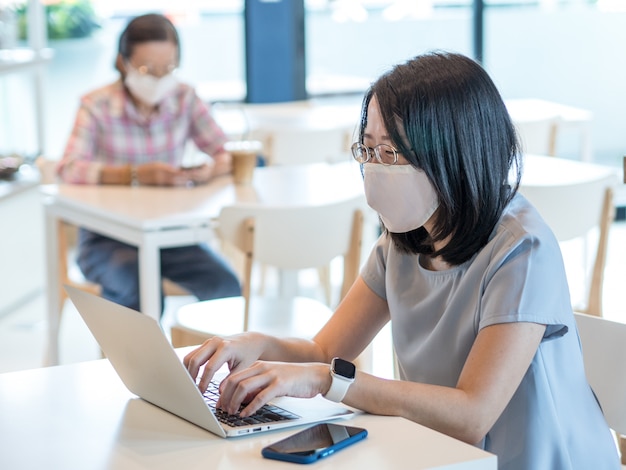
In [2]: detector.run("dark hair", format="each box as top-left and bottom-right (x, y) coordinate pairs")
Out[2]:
(117, 13), (180, 62)
(359, 51), (522, 265)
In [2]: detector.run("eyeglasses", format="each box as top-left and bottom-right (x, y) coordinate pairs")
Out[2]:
(127, 62), (177, 78)
(351, 142), (399, 166)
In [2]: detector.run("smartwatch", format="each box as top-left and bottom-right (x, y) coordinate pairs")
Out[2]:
(324, 357), (356, 403)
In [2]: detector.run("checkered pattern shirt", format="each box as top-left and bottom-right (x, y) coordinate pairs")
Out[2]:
(58, 79), (228, 183)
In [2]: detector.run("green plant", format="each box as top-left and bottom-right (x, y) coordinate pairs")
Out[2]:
(16, 0), (100, 40)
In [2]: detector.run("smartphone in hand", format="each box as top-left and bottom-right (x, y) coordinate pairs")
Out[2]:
(261, 423), (367, 464)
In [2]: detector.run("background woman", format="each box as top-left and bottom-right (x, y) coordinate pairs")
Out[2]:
(57, 13), (241, 313)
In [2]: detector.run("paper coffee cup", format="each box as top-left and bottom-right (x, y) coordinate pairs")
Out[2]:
(225, 140), (263, 185)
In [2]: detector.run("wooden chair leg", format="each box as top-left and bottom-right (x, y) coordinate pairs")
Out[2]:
(317, 265), (332, 306)
(585, 186), (614, 317)
(392, 348), (401, 380)
(353, 342), (374, 375)
(171, 325), (209, 348)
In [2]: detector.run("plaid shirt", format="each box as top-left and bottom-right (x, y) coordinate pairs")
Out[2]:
(58, 79), (228, 183)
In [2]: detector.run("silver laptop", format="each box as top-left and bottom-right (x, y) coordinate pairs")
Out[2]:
(65, 285), (354, 438)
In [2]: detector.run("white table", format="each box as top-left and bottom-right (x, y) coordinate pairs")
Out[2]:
(40, 161), (366, 366)
(215, 98), (592, 137)
(196, 74), (371, 103)
(214, 98), (593, 163)
(208, 97), (360, 136)
(520, 153), (619, 186)
(0, 353), (497, 470)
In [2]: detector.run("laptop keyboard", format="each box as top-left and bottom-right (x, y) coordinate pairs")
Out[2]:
(202, 379), (300, 427)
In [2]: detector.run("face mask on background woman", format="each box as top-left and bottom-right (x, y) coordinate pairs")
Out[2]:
(124, 65), (179, 106)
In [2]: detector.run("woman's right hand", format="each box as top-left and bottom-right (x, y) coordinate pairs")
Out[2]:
(183, 332), (268, 393)
(136, 161), (189, 186)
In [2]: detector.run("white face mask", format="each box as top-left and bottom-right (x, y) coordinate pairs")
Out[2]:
(363, 163), (439, 233)
(124, 67), (179, 106)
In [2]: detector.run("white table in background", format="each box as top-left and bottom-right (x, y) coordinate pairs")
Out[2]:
(40, 161), (365, 366)
(214, 97), (593, 162)
(0, 352), (497, 470)
(520, 153), (618, 186)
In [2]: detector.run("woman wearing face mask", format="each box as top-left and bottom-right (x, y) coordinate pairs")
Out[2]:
(183, 51), (619, 469)
(56, 13), (241, 313)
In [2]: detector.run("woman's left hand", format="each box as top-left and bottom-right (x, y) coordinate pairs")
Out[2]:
(217, 361), (331, 417)
(136, 161), (189, 186)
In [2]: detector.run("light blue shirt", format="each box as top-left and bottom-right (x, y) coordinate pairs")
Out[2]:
(361, 193), (619, 469)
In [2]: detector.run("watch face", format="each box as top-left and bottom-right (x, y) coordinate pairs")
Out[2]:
(333, 358), (356, 379)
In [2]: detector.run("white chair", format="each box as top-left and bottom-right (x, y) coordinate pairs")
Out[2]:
(254, 126), (353, 166)
(36, 157), (191, 346)
(519, 170), (616, 317)
(248, 127), (354, 304)
(214, 102), (356, 301)
(170, 196), (365, 351)
(216, 100), (355, 166)
(574, 312), (626, 464)
(507, 99), (561, 157)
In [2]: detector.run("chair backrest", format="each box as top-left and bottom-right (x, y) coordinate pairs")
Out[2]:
(574, 312), (626, 436)
(217, 196), (365, 328)
(256, 126), (352, 166)
(219, 100), (356, 166)
(519, 173), (616, 316)
(514, 116), (560, 156)
(212, 100), (315, 142)
(520, 174), (615, 242)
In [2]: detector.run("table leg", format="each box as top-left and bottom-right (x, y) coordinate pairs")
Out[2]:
(138, 235), (162, 322)
(43, 205), (60, 366)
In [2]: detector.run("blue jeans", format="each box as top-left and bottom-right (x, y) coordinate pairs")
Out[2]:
(76, 229), (241, 315)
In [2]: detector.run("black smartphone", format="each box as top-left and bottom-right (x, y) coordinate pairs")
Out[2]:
(261, 423), (367, 464)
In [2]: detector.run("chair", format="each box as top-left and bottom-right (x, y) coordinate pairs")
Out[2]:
(255, 126), (353, 166)
(170, 196), (366, 364)
(514, 115), (560, 156)
(36, 157), (191, 334)
(213, 100), (355, 166)
(213, 102), (356, 301)
(574, 312), (626, 464)
(248, 126), (354, 303)
(519, 174), (616, 317)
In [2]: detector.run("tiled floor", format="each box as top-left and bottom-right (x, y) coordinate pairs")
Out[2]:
(0, 220), (625, 377)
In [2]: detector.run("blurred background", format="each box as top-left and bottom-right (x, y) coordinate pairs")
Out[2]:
(0, 0), (624, 169)
(1, 0), (625, 374)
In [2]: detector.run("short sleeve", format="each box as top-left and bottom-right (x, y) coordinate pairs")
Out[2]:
(360, 234), (390, 300)
(189, 92), (228, 156)
(479, 227), (570, 340)
(57, 100), (102, 184)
